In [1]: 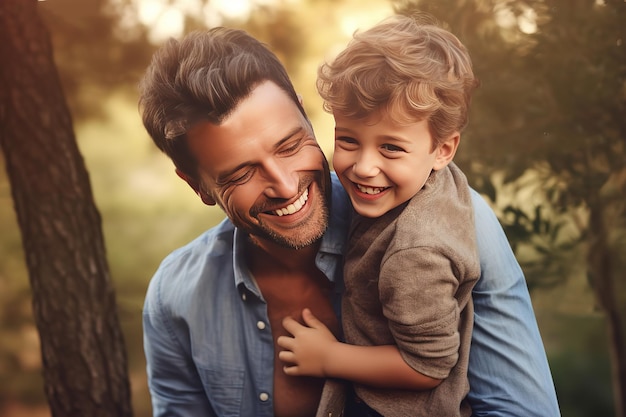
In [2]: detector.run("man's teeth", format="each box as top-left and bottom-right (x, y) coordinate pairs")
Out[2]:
(357, 184), (385, 195)
(274, 188), (309, 216)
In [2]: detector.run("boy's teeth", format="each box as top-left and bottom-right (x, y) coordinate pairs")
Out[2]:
(274, 188), (309, 216)
(357, 184), (384, 195)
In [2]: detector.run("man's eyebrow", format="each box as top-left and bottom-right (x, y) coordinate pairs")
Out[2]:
(272, 126), (304, 150)
(216, 126), (304, 182)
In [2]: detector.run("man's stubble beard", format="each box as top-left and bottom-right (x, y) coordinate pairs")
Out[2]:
(257, 208), (329, 250)
(250, 163), (332, 250)
(255, 182), (330, 250)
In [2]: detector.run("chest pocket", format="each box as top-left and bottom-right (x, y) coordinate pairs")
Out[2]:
(198, 366), (245, 417)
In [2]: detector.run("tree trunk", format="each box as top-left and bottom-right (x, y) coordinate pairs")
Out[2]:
(0, 1), (133, 416)
(588, 202), (626, 417)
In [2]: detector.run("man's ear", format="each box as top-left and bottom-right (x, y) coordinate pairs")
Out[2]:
(433, 132), (460, 171)
(175, 169), (217, 206)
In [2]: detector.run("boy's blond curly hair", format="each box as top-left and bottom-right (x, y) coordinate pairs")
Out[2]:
(317, 14), (479, 148)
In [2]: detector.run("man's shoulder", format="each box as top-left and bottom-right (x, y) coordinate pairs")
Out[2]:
(146, 218), (236, 300)
(468, 187), (501, 229)
(161, 217), (235, 266)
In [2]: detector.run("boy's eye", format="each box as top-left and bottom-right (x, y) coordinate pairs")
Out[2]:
(381, 143), (405, 152)
(336, 136), (357, 145)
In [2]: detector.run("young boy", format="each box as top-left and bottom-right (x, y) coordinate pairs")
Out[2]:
(277, 15), (481, 417)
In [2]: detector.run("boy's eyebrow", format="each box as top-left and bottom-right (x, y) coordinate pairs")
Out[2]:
(334, 126), (354, 134)
(335, 126), (412, 144)
(216, 126), (304, 181)
(380, 134), (412, 144)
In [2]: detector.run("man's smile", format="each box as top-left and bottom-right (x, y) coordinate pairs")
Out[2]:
(262, 187), (309, 217)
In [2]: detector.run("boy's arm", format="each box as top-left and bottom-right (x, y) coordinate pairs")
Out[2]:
(277, 308), (441, 390)
(468, 189), (561, 416)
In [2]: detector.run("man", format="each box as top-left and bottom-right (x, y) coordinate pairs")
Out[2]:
(139, 27), (560, 417)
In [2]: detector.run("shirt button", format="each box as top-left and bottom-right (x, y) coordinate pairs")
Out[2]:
(241, 293), (247, 301)
(259, 392), (269, 402)
(257, 321), (266, 330)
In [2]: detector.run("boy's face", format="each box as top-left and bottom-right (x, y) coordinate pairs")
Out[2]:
(332, 111), (457, 218)
(183, 80), (331, 249)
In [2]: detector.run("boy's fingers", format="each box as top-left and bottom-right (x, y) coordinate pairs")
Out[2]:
(278, 350), (296, 363)
(282, 315), (303, 334)
(283, 365), (300, 376)
(302, 308), (322, 329)
(276, 335), (293, 349)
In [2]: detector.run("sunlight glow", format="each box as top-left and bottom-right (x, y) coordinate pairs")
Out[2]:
(495, 3), (537, 34)
(518, 8), (537, 34)
(339, 6), (393, 38)
(135, 0), (206, 42)
(134, 0), (282, 41)
(211, 0), (252, 19)
(137, 0), (161, 22)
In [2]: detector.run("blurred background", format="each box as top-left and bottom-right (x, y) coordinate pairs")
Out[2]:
(0, 0), (624, 416)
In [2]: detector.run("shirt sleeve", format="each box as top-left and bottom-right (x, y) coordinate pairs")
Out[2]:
(143, 271), (216, 417)
(468, 189), (561, 417)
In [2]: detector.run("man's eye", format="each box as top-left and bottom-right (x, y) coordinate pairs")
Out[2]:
(279, 139), (302, 155)
(220, 169), (255, 186)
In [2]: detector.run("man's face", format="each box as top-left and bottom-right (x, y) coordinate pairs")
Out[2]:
(186, 80), (331, 249)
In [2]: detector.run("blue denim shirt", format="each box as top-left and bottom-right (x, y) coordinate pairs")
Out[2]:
(143, 174), (560, 417)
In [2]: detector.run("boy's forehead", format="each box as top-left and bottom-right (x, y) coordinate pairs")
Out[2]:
(334, 107), (424, 127)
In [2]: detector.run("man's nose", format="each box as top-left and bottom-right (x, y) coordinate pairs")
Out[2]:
(261, 159), (299, 198)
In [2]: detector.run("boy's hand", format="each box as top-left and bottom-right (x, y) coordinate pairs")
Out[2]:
(277, 308), (339, 377)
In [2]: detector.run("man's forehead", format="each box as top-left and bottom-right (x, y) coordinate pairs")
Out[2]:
(186, 94), (311, 177)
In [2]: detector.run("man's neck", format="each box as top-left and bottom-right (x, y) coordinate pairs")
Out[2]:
(246, 235), (320, 272)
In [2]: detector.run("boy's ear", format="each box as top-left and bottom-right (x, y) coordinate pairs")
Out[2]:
(175, 169), (217, 206)
(433, 132), (460, 171)
(296, 93), (304, 106)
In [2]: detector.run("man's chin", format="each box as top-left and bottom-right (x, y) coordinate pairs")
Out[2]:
(255, 226), (326, 250)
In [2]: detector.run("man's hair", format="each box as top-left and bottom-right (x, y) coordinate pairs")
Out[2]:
(317, 14), (479, 147)
(139, 27), (306, 178)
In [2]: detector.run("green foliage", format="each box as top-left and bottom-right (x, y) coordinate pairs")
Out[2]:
(548, 315), (616, 417)
(552, 350), (615, 417)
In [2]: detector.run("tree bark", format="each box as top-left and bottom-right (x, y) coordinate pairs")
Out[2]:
(0, 1), (133, 416)
(588, 202), (626, 417)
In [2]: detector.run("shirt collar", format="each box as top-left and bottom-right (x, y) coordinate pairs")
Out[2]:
(318, 172), (350, 258)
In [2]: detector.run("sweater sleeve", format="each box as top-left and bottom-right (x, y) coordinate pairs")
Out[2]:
(378, 246), (461, 380)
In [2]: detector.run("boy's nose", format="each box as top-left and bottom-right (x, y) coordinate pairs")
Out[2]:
(352, 152), (380, 178)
